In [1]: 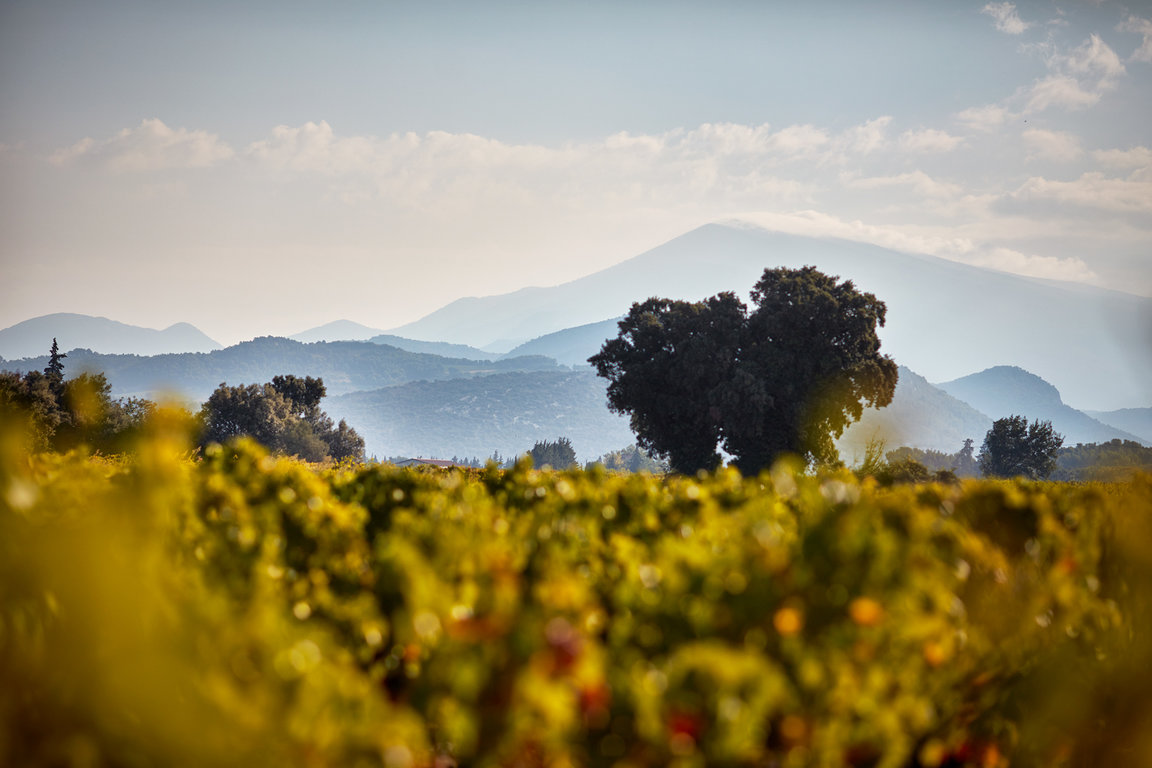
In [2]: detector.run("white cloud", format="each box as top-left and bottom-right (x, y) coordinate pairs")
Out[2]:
(898, 128), (964, 153)
(961, 247), (1097, 282)
(726, 211), (1097, 283)
(242, 118), (899, 210)
(1058, 33), (1126, 83)
(766, 124), (830, 154)
(1013, 172), (1152, 214)
(1025, 75), (1100, 111)
(843, 171), (963, 199)
(1119, 15), (1152, 62)
(49, 119), (234, 171)
(1092, 146), (1152, 168)
(1020, 34), (1125, 113)
(981, 2), (1032, 34)
(955, 104), (1009, 132)
(1022, 128), (1082, 162)
(835, 116), (893, 155)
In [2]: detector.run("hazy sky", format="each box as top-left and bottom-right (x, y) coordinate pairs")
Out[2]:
(1, 0), (1150, 345)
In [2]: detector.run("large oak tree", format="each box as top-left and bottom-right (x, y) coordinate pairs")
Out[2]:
(590, 266), (898, 475)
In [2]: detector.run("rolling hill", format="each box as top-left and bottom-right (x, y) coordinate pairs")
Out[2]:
(388, 222), (1152, 411)
(324, 370), (634, 463)
(503, 318), (622, 367)
(1085, 408), (1152, 445)
(367, 334), (500, 362)
(2, 337), (560, 402)
(0, 313), (221, 359)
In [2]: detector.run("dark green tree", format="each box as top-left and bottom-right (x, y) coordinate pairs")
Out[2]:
(590, 267), (897, 475)
(2, 343), (154, 453)
(978, 415), (1063, 480)
(589, 293), (746, 474)
(44, 338), (66, 387)
(720, 267), (898, 472)
(199, 376), (364, 462)
(270, 374), (326, 416)
(955, 438), (979, 478)
(527, 437), (577, 470)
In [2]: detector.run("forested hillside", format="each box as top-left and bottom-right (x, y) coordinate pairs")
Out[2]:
(4, 337), (559, 401)
(325, 370), (633, 461)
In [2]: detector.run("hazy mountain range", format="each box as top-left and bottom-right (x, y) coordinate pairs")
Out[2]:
(4, 336), (559, 402)
(937, 367), (1144, 447)
(4, 221), (1149, 460)
(3, 332), (1147, 461)
(0, 313), (222, 360)
(387, 222), (1152, 412)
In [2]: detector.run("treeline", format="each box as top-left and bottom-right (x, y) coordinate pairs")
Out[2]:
(2, 341), (363, 463)
(0, 340), (154, 452)
(1054, 439), (1152, 481)
(878, 436), (1152, 483)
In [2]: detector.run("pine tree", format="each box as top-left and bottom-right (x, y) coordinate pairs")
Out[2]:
(44, 338), (67, 385)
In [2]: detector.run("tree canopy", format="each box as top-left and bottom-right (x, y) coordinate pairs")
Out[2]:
(527, 437), (577, 470)
(590, 266), (898, 475)
(199, 375), (364, 462)
(978, 415), (1064, 480)
(1, 340), (153, 452)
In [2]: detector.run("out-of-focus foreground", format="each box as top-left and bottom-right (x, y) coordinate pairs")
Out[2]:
(1, 411), (1150, 767)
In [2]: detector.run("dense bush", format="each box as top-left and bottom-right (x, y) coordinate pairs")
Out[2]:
(2, 414), (1150, 767)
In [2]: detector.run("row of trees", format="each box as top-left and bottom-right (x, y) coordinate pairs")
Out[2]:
(0, 339), (154, 452)
(1, 340), (364, 462)
(869, 417), (1065, 484)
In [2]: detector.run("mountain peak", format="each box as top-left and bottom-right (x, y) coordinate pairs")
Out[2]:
(938, 366), (1145, 446)
(290, 319), (386, 343)
(941, 366), (1064, 409)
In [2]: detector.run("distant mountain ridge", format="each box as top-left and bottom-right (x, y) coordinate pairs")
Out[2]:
(504, 318), (622, 367)
(388, 222), (1151, 411)
(367, 334), (500, 362)
(2, 336), (560, 402)
(937, 366), (1147, 447)
(0, 313), (221, 359)
(1086, 408), (1152, 445)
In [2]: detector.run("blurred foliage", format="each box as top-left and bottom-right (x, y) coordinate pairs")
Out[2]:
(0, 365), (154, 454)
(2, 412), (1150, 767)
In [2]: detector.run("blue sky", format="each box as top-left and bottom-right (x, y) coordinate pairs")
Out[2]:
(1, 0), (1150, 344)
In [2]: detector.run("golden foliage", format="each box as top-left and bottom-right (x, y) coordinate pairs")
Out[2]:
(1, 412), (1150, 766)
